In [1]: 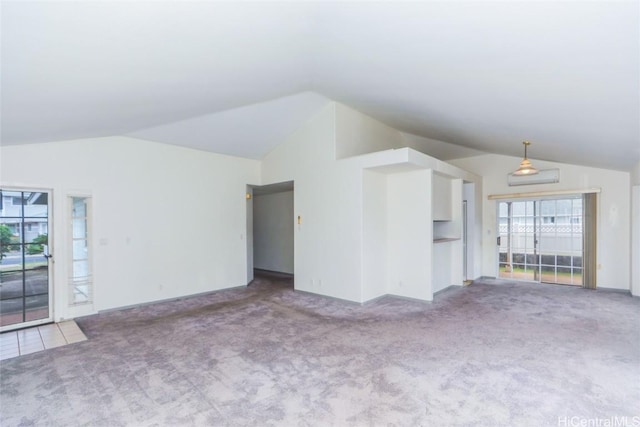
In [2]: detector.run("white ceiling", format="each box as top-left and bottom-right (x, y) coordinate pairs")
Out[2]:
(129, 92), (331, 159)
(1, 1), (638, 170)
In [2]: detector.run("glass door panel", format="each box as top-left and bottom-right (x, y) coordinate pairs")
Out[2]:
(538, 198), (583, 286)
(498, 196), (582, 286)
(0, 189), (52, 330)
(70, 197), (92, 305)
(499, 200), (538, 281)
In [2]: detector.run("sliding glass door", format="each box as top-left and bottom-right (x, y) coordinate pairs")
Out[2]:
(498, 196), (583, 286)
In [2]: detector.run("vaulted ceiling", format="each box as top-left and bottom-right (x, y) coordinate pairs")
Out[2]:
(1, 1), (638, 170)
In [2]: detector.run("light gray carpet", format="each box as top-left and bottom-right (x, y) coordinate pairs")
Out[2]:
(1, 272), (639, 426)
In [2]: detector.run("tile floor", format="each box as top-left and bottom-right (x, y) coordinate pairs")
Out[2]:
(0, 321), (87, 361)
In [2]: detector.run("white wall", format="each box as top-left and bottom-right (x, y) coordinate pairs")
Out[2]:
(261, 102), (482, 303)
(387, 170), (433, 300)
(362, 170), (388, 301)
(261, 103), (366, 301)
(0, 137), (260, 320)
(450, 154), (631, 290)
(432, 173), (453, 221)
(335, 104), (403, 159)
(631, 161), (640, 186)
(253, 191), (294, 274)
(632, 162), (640, 296)
(632, 185), (640, 296)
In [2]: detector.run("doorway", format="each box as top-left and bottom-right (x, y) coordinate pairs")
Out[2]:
(246, 181), (294, 284)
(497, 196), (583, 286)
(0, 189), (53, 331)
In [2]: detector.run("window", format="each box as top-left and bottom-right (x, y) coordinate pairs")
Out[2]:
(69, 196), (92, 305)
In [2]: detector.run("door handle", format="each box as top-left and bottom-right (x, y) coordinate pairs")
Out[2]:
(497, 236), (501, 245)
(43, 245), (52, 260)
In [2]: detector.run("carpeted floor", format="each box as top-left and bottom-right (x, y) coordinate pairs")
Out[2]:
(1, 272), (639, 426)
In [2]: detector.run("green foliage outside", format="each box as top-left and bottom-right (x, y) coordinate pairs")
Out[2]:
(0, 224), (13, 261)
(27, 233), (48, 255)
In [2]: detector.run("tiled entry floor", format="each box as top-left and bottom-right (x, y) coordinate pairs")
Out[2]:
(0, 321), (87, 361)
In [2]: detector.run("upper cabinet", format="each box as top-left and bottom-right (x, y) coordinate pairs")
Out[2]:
(432, 173), (452, 221)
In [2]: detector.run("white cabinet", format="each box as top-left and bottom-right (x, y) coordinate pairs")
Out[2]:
(432, 173), (452, 220)
(431, 176), (463, 293)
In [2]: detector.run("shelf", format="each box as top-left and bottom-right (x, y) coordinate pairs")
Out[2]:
(433, 237), (460, 243)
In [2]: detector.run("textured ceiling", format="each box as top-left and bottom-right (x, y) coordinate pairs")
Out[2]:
(1, 1), (638, 169)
